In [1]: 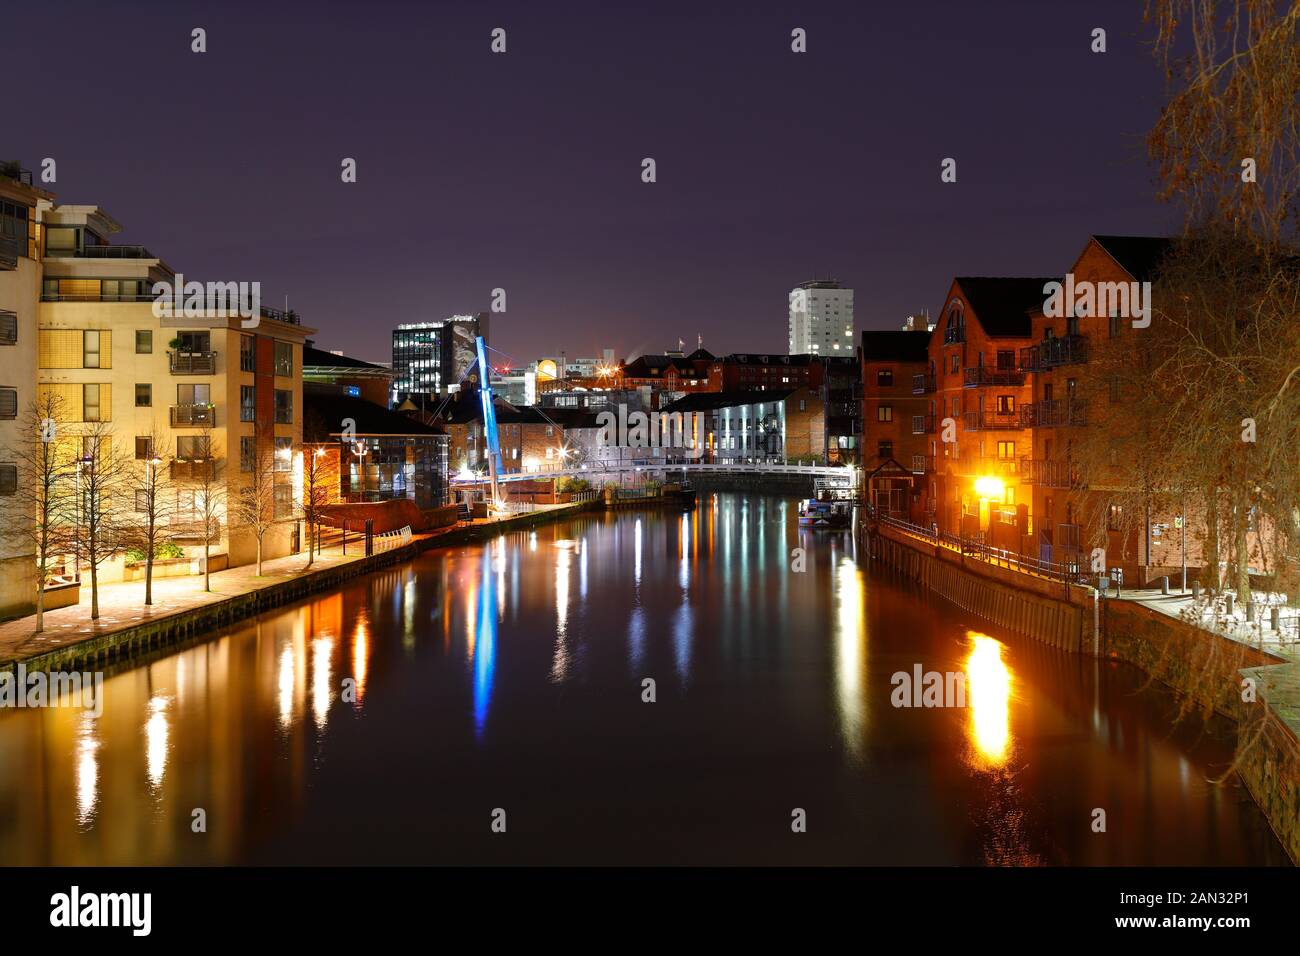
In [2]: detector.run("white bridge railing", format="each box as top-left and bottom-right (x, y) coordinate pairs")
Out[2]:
(452, 461), (859, 484)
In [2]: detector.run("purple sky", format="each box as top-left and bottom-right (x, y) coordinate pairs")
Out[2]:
(10, 0), (1177, 365)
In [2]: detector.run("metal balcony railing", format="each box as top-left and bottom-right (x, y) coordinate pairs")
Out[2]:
(170, 458), (217, 480)
(1021, 398), (1087, 427)
(1020, 334), (1088, 371)
(0, 309), (16, 345)
(963, 366), (1026, 388)
(0, 162), (33, 185)
(963, 410), (1023, 431)
(942, 325), (965, 345)
(169, 351), (217, 375)
(170, 404), (216, 427)
(1020, 457), (1080, 488)
(911, 414), (936, 435)
(912, 373), (936, 394)
(260, 305), (301, 325)
(46, 244), (157, 260)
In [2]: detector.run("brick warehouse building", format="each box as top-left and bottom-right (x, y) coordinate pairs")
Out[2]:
(860, 329), (931, 517)
(922, 276), (1049, 547)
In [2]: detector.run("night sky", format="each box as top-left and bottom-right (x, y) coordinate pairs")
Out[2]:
(8, 0), (1175, 365)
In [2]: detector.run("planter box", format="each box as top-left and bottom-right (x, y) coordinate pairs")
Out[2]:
(42, 580), (80, 610)
(123, 557), (196, 582)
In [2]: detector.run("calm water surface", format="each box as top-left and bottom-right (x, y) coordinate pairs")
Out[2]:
(0, 494), (1287, 865)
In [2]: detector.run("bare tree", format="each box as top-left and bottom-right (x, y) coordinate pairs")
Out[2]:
(71, 420), (130, 620)
(188, 421), (225, 592)
(231, 445), (279, 576)
(122, 427), (175, 606)
(1146, 0), (1300, 243)
(0, 392), (74, 632)
(301, 441), (337, 570)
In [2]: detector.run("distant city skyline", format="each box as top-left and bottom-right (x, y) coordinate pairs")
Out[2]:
(9, 0), (1174, 365)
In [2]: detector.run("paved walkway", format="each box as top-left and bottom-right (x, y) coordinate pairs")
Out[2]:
(1113, 588), (1300, 663)
(0, 500), (589, 667)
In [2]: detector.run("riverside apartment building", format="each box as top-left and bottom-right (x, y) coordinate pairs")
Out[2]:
(0, 161), (313, 614)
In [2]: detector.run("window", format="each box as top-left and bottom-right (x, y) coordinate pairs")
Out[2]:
(177, 382), (210, 406)
(240, 335), (255, 372)
(545, 426), (554, 437)
(135, 383), (151, 407)
(81, 436), (98, 462)
(176, 331), (210, 353)
(274, 389), (292, 424)
(134, 490), (149, 513)
(240, 384), (255, 422)
(83, 330), (101, 368)
(0, 464), (15, 495)
(240, 436), (255, 472)
(0, 310), (15, 345)
(997, 441), (1015, 460)
(274, 484), (293, 518)
(996, 350), (1014, 370)
(136, 330), (152, 354)
(135, 436), (153, 460)
(177, 436), (207, 459)
(799, 399), (806, 411)
(877, 405), (893, 422)
(83, 384), (102, 422)
(274, 340), (292, 377)
(878, 440), (893, 459)
(950, 354), (959, 373)
(274, 436), (292, 472)
(876, 369), (893, 387)
(0, 387), (15, 420)
(1108, 504), (1124, 531)
(996, 395), (1015, 415)
(1109, 313), (1122, 338)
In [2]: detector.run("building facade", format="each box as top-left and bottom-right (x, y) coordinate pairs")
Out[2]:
(391, 312), (488, 403)
(789, 279), (854, 356)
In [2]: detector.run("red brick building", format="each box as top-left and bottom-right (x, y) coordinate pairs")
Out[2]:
(923, 277), (1048, 546)
(861, 330), (931, 516)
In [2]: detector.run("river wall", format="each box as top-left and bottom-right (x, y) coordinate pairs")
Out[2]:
(871, 519), (1300, 863)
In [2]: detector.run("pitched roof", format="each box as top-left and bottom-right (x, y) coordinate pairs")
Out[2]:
(1091, 235), (1174, 283)
(720, 352), (818, 367)
(302, 393), (445, 440)
(861, 330), (931, 363)
(954, 277), (1057, 337)
(662, 389), (799, 412)
(303, 345), (391, 373)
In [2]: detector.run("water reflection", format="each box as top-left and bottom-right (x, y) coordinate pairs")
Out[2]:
(833, 556), (868, 764)
(965, 633), (1012, 771)
(0, 495), (1287, 866)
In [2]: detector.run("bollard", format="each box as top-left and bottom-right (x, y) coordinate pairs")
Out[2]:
(1159, 576), (1169, 595)
(1192, 580), (1200, 600)
(1246, 600), (1255, 623)
(1225, 593), (1235, 615)
(1271, 607), (1281, 631)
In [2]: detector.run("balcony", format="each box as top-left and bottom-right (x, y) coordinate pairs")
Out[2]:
(170, 404), (216, 427)
(970, 456), (1020, 477)
(1020, 457), (1080, 488)
(259, 305), (302, 325)
(1020, 334), (1088, 371)
(1021, 398), (1087, 427)
(0, 309), (15, 345)
(963, 410), (1023, 431)
(46, 244), (157, 260)
(911, 414), (936, 435)
(912, 373), (937, 394)
(0, 235), (17, 270)
(169, 351), (217, 375)
(963, 366), (1025, 388)
(943, 324), (965, 345)
(170, 458), (217, 480)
